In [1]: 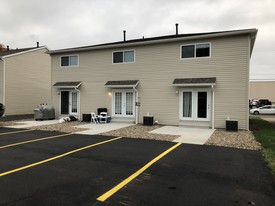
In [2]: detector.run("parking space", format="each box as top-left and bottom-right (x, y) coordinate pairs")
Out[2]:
(0, 128), (275, 205)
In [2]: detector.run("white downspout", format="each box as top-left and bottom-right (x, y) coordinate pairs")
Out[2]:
(74, 87), (81, 121)
(211, 85), (215, 129)
(133, 86), (138, 124)
(2, 59), (6, 116)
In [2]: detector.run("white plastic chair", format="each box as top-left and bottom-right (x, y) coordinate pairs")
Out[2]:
(99, 112), (109, 123)
(91, 112), (98, 124)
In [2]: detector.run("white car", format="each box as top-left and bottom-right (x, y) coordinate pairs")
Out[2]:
(250, 105), (275, 115)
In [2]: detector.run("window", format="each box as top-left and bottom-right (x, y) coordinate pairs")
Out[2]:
(181, 43), (210, 59)
(61, 55), (78, 67)
(113, 50), (135, 63)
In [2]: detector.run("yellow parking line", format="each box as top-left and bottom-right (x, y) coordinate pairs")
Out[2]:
(0, 129), (34, 136)
(0, 136), (123, 177)
(0, 133), (73, 149)
(97, 142), (182, 202)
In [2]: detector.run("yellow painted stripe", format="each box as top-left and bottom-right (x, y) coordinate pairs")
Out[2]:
(0, 129), (34, 136)
(97, 142), (182, 202)
(0, 136), (123, 177)
(0, 133), (73, 149)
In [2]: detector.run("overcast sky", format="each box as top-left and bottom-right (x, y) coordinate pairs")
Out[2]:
(0, 0), (274, 80)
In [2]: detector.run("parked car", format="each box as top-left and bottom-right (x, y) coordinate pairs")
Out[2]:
(250, 105), (275, 115)
(257, 99), (272, 108)
(0, 103), (5, 117)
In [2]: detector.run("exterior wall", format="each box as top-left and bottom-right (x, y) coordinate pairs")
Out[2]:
(51, 34), (250, 129)
(250, 81), (275, 103)
(4, 48), (51, 115)
(0, 60), (3, 103)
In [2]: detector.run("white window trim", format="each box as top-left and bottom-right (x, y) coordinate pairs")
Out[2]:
(112, 49), (135, 64)
(60, 54), (79, 68)
(179, 88), (211, 121)
(180, 42), (211, 60)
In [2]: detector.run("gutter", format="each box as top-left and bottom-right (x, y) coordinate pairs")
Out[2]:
(49, 29), (258, 55)
(1, 59), (6, 110)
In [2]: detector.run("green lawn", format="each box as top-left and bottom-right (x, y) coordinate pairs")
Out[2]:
(250, 117), (275, 175)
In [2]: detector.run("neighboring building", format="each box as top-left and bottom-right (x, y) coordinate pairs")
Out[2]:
(0, 45), (51, 115)
(49, 28), (257, 130)
(250, 80), (275, 103)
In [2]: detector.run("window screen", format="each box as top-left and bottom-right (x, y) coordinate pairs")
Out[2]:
(113, 52), (123, 63)
(182, 45), (195, 58)
(61, 56), (69, 66)
(196, 43), (210, 57)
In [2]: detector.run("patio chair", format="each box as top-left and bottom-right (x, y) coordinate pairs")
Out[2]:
(91, 112), (98, 124)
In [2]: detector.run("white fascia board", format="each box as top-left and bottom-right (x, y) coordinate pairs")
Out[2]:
(1, 46), (49, 59)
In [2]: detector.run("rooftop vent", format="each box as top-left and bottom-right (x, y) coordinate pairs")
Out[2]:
(175, 23), (179, 35)
(123, 30), (126, 41)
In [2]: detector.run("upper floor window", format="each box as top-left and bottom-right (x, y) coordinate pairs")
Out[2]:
(113, 50), (135, 64)
(181, 43), (210, 59)
(61, 55), (78, 67)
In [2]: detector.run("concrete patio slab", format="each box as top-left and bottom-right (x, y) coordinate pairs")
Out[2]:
(5, 120), (59, 129)
(150, 126), (215, 145)
(74, 122), (134, 135)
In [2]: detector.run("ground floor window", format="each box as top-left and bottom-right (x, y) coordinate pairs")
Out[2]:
(112, 90), (135, 117)
(180, 89), (211, 121)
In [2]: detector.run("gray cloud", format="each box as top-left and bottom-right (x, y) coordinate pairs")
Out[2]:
(0, 0), (274, 79)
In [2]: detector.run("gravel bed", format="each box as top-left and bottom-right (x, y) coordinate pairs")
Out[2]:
(31, 121), (88, 133)
(101, 124), (179, 141)
(205, 129), (262, 150)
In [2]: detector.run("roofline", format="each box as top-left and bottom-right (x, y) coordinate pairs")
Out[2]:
(1, 46), (49, 59)
(49, 28), (258, 55)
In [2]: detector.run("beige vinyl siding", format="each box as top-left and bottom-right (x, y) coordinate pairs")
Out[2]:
(0, 60), (3, 103)
(52, 34), (250, 129)
(5, 48), (51, 115)
(250, 81), (275, 102)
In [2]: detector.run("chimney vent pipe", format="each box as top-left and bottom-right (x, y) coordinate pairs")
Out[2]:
(175, 23), (179, 35)
(36, 42), (39, 48)
(7, 45), (9, 51)
(123, 30), (126, 42)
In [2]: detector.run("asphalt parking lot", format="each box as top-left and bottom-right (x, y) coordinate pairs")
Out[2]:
(0, 128), (275, 206)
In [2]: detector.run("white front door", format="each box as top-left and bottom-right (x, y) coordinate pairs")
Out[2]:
(180, 89), (211, 121)
(113, 90), (135, 117)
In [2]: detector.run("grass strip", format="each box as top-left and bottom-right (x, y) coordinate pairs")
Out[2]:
(250, 117), (275, 175)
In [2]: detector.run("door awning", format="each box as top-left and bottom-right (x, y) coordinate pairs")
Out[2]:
(105, 80), (139, 88)
(53, 81), (82, 88)
(172, 77), (216, 87)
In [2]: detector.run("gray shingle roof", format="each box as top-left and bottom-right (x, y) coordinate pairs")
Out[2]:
(0, 47), (37, 58)
(173, 77), (216, 85)
(105, 80), (139, 87)
(53, 81), (82, 88)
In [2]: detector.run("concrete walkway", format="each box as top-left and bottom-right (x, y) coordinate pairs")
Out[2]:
(4, 119), (214, 144)
(74, 123), (134, 135)
(150, 126), (215, 145)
